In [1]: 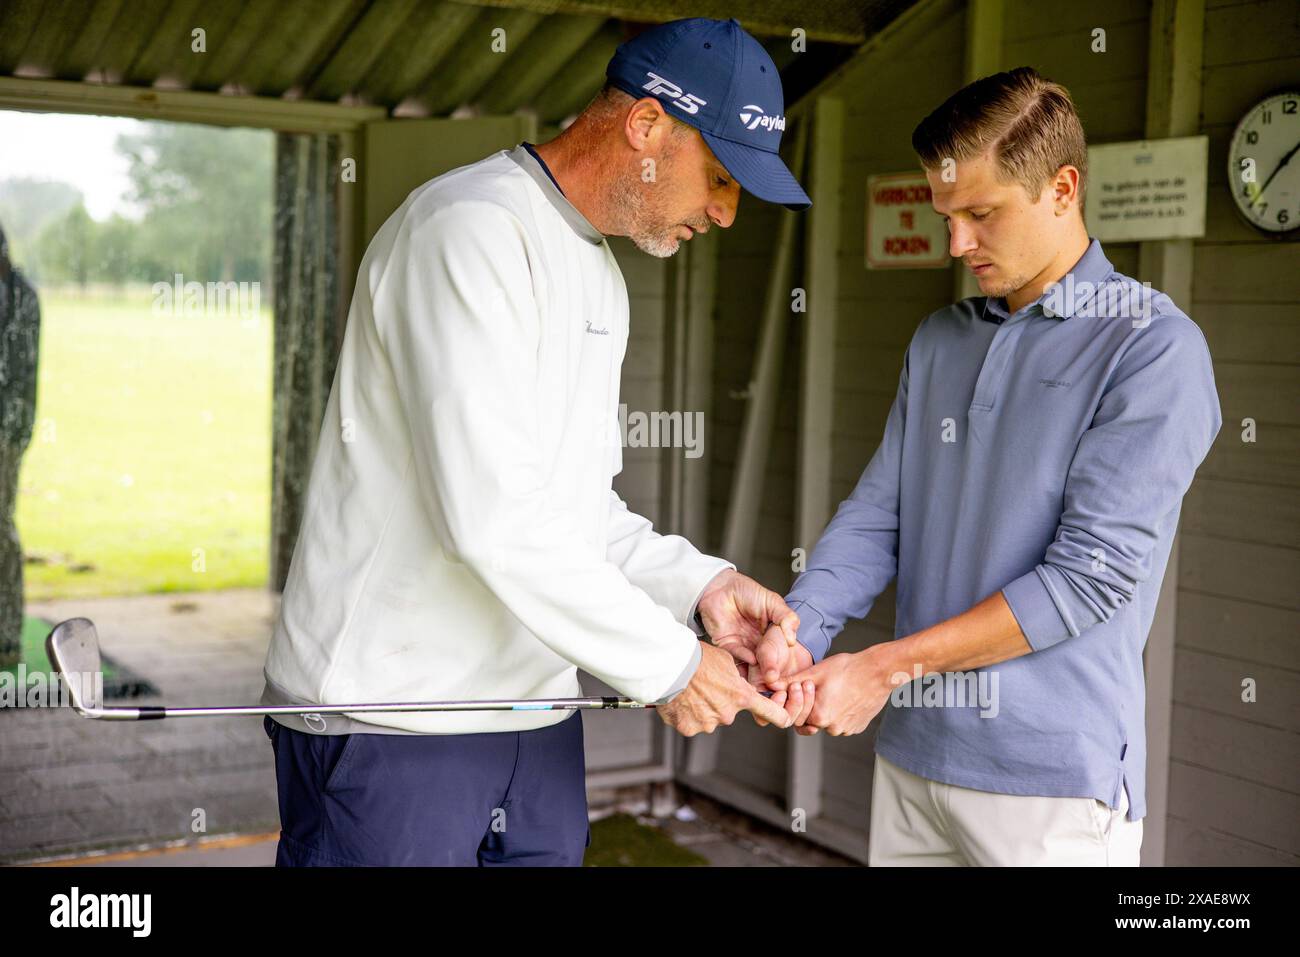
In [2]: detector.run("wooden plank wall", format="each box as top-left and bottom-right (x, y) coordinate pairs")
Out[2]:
(611, 236), (669, 525)
(1165, 0), (1300, 866)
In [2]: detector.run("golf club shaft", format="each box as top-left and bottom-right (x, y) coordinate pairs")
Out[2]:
(46, 617), (774, 723)
(83, 697), (656, 720)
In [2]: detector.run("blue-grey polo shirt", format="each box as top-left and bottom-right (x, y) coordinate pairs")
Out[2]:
(785, 237), (1222, 822)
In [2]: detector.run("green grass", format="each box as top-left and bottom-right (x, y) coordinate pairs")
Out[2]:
(16, 285), (272, 600)
(1, 614), (118, 678)
(584, 813), (708, 867)
(1, 615), (156, 701)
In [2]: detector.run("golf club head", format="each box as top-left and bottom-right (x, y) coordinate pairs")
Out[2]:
(45, 617), (104, 715)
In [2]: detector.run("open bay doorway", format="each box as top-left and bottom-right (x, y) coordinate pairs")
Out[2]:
(0, 111), (275, 670)
(0, 110), (310, 863)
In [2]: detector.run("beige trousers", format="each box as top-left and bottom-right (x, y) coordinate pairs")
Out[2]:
(868, 752), (1143, 866)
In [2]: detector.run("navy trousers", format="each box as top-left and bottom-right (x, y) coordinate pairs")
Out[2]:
(264, 712), (591, 866)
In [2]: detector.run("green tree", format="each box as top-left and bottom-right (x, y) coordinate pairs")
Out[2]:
(33, 203), (94, 288)
(92, 214), (139, 288)
(116, 122), (273, 286)
(0, 177), (82, 280)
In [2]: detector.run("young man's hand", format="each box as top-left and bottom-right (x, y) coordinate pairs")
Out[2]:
(767, 645), (898, 736)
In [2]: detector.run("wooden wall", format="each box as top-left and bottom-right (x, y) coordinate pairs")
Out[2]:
(1165, 0), (1300, 866)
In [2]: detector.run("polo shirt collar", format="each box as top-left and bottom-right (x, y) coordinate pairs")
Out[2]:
(506, 143), (605, 246)
(981, 237), (1113, 323)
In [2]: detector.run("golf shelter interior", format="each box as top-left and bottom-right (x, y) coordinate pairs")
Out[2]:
(0, 0), (1296, 866)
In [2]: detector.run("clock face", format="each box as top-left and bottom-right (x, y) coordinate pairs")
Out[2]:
(1229, 91), (1300, 234)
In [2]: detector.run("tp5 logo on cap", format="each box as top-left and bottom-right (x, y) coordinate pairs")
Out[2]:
(641, 71), (707, 114)
(606, 17), (811, 211)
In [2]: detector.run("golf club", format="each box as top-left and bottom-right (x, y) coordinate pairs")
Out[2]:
(45, 617), (655, 721)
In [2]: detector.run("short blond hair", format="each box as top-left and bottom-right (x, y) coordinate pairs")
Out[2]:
(912, 67), (1089, 215)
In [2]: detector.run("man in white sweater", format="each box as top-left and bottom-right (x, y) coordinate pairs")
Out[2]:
(261, 17), (813, 865)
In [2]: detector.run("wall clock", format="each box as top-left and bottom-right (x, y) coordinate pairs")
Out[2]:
(1228, 90), (1300, 234)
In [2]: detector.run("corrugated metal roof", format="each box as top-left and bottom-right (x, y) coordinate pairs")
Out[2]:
(0, 0), (917, 123)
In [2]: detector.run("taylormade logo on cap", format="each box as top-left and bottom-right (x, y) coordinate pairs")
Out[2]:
(604, 16), (812, 210)
(738, 104), (785, 132)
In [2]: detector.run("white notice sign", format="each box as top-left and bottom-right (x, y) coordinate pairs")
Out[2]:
(866, 172), (949, 269)
(1086, 136), (1208, 241)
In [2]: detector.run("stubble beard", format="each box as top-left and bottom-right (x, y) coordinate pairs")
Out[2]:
(980, 269), (1033, 302)
(610, 138), (696, 258)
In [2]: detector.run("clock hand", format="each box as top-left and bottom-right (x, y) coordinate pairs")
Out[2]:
(1250, 139), (1300, 206)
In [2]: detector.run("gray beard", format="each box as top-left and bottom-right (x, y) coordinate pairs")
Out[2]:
(607, 146), (689, 258)
(612, 180), (681, 257)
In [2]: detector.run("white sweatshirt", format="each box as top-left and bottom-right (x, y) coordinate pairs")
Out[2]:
(261, 145), (732, 735)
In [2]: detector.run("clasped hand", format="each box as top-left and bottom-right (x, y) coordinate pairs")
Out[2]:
(762, 639), (896, 736)
(655, 569), (894, 737)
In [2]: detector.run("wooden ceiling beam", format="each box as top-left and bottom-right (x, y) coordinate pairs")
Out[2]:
(474, 13), (606, 115)
(302, 0), (423, 101)
(354, 1), (481, 106)
(412, 7), (545, 115)
(532, 20), (624, 126)
(464, 0), (873, 44)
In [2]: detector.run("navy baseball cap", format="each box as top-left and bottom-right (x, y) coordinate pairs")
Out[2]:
(605, 17), (811, 211)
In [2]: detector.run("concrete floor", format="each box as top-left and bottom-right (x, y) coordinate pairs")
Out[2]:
(33, 791), (856, 867)
(3, 589), (856, 867)
(3, 590), (282, 864)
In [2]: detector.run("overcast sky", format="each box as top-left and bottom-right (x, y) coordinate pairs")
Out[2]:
(0, 110), (147, 220)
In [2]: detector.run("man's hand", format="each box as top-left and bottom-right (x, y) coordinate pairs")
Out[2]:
(656, 641), (793, 736)
(767, 645), (897, 736)
(694, 569), (800, 683)
(749, 625), (817, 730)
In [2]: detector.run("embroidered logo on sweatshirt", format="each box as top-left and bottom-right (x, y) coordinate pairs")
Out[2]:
(585, 320), (610, 336)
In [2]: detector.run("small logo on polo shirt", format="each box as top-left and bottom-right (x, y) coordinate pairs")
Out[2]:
(585, 320), (610, 336)
(1038, 377), (1071, 389)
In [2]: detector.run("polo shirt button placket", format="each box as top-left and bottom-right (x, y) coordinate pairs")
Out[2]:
(969, 309), (1033, 419)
